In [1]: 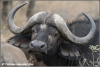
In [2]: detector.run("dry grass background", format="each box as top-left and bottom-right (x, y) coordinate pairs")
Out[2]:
(1, 1), (99, 42)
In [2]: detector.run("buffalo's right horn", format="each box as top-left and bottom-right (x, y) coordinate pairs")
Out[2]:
(8, 3), (47, 34)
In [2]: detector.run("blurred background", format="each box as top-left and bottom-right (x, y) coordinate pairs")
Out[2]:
(1, 1), (99, 42)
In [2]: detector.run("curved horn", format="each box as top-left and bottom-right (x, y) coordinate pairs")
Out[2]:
(8, 3), (47, 34)
(8, 3), (27, 34)
(52, 12), (96, 44)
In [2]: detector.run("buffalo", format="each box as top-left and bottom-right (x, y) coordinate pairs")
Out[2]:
(6, 3), (99, 66)
(1, 42), (30, 66)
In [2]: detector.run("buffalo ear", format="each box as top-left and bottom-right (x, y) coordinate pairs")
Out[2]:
(7, 34), (31, 49)
(59, 42), (81, 57)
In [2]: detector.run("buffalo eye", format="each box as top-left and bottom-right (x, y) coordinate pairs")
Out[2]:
(32, 30), (35, 33)
(53, 32), (58, 36)
(50, 32), (58, 37)
(32, 28), (37, 33)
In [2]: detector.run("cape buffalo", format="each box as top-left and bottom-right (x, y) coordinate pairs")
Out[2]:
(1, 42), (30, 66)
(6, 3), (99, 66)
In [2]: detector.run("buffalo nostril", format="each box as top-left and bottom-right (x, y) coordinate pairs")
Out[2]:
(41, 44), (45, 48)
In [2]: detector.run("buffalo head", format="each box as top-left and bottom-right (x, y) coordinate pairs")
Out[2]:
(8, 3), (96, 59)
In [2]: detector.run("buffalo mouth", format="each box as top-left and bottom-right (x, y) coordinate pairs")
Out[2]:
(28, 50), (46, 58)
